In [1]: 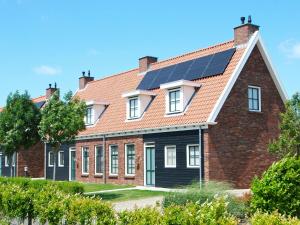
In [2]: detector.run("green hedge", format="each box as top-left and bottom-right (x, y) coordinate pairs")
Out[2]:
(251, 211), (300, 225)
(251, 157), (300, 217)
(0, 177), (84, 194)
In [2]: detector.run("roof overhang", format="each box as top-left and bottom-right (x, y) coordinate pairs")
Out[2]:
(207, 31), (288, 123)
(86, 100), (110, 106)
(122, 89), (156, 98)
(76, 122), (216, 140)
(160, 79), (201, 89)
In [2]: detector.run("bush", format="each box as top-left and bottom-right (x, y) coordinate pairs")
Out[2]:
(118, 207), (163, 225)
(251, 211), (300, 225)
(163, 196), (238, 225)
(251, 157), (300, 217)
(0, 177), (84, 194)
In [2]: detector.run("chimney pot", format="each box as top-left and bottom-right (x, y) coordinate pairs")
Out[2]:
(46, 83), (57, 100)
(79, 72), (94, 90)
(82, 71), (86, 77)
(88, 70), (91, 77)
(139, 56), (158, 73)
(234, 16), (259, 46)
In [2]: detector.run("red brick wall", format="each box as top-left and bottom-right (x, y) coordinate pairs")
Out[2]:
(75, 135), (144, 186)
(205, 45), (285, 188)
(17, 142), (45, 178)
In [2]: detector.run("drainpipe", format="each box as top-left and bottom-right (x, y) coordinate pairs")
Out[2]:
(103, 136), (107, 184)
(199, 126), (202, 189)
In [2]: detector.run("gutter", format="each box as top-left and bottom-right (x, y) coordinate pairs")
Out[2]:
(76, 122), (216, 141)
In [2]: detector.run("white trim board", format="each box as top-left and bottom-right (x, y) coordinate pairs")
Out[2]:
(208, 31), (288, 123)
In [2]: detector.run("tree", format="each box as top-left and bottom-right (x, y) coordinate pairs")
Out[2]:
(0, 91), (41, 177)
(39, 91), (86, 180)
(269, 93), (300, 158)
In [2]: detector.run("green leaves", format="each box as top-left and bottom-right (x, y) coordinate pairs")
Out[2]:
(269, 92), (300, 158)
(38, 91), (86, 150)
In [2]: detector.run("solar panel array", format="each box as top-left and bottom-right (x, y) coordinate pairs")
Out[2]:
(137, 48), (236, 90)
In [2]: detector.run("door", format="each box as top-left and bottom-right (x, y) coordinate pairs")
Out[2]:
(145, 144), (155, 186)
(69, 148), (76, 181)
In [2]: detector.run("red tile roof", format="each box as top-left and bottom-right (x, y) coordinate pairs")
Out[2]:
(76, 40), (245, 137)
(0, 95), (46, 112)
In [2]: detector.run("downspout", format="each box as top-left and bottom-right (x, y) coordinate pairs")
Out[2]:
(103, 136), (107, 184)
(199, 126), (202, 189)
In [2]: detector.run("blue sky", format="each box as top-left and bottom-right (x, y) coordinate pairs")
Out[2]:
(0, 0), (299, 105)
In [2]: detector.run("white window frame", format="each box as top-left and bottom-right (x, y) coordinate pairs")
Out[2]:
(128, 97), (139, 119)
(125, 144), (136, 176)
(186, 144), (200, 168)
(94, 145), (104, 176)
(164, 145), (176, 168)
(81, 147), (89, 175)
(58, 151), (64, 167)
(166, 88), (183, 114)
(109, 145), (119, 176)
(48, 151), (54, 167)
(85, 106), (94, 125)
(248, 85), (261, 112)
(4, 155), (9, 167)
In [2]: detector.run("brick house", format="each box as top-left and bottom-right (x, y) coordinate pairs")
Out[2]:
(0, 85), (57, 178)
(45, 18), (287, 188)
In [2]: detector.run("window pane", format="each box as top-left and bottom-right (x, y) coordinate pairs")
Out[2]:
(188, 146), (200, 166)
(126, 144), (135, 175)
(59, 152), (64, 166)
(129, 98), (138, 118)
(248, 87), (260, 111)
(253, 99), (259, 110)
(95, 146), (103, 174)
(82, 147), (89, 174)
(49, 152), (54, 166)
(110, 146), (118, 174)
(166, 146), (176, 167)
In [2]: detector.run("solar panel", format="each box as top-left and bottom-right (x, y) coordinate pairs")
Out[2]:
(137, 48), (235, 90)
(35, 101), (45, 109)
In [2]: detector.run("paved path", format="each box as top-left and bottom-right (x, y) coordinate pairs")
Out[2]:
(113, 196), (164, 212)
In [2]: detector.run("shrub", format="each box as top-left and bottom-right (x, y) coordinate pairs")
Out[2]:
(118, 207), (163, 225)
(251, 211), (300, 225)
(251, 157), (300, 217)
(163, 196), (238, 225)
(0, 177), (84, 194)
(66, 196), (116, 225)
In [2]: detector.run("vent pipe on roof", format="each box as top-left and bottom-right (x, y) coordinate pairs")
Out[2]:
(79, 70), (94, 90)
(234, 15), (259, 46)
(139, 56), (158, 73)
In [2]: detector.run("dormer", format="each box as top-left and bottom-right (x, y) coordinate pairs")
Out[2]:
(122, 90), (156, 120)
(160, 80), (201, 115)
(84, 100), (109, 126)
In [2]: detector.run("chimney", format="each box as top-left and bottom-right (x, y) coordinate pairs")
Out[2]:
(46, 83), (58, 99)
(234, 15), (259, 46)
(79, 70), (94, 90)
(139, 56), (158, 73)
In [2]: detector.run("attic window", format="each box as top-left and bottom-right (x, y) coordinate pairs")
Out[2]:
(85, 107), (93, 125)
(84, 101), (109, 126)
(169, 89), (181, 113)
(129, 97), (139, 119)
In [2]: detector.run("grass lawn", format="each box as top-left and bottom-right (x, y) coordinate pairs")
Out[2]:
(89, 190), (167, 202)
(83, 183), (134, 193)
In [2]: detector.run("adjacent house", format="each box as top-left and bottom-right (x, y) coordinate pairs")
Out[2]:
(44, 18), (285, 188)
(0, 85), (57, 178)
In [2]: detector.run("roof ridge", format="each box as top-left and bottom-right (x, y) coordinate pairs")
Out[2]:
(32, 95), (46, 101)
(86, 39), (234, 86)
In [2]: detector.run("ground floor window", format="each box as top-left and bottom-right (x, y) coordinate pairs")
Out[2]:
(82, 147), (89, 174)
(95, 145), (104, 175)
(48, 151), (54, 167)
(58, 151), (64, 167)
(164, 145), (176, 168)
(4, 153), (16, 167)
(125, 144), (135, 175)
(109, 145), (118, 175)
(187, 145), (200, 168)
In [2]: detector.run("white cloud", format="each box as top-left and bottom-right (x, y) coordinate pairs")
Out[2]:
(279, 39), (300, 59)
(87, 48), (100, 56)
(34, 65), (61, 76)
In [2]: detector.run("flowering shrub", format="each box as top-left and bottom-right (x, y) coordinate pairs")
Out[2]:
(251, 211), (300, 225)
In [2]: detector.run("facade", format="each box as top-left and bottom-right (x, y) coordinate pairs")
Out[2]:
(44, 20), (285, 188)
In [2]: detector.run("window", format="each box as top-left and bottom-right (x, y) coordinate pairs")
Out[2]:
(164, 146), (176, 168)
(95, 145), (104, 175)
(58, 151), (64, 167)
(48, 151), (54, 167)
(125, 144), (135, 175)
(248, 86), (261, 112)
(169, 89), (181, 113)
(5, 156), (9, 167)
(129, 97), (139, 119)
(109, 145), (118, 175)
(82, 147), (89, 174)
(187, 145), (200, 168)
(85, 107), (93, 125)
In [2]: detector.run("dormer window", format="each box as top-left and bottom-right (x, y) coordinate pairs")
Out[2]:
(84, 100), (109, 126)
(85, 107), (93, 125)
(169, 88), (181, 113)
(161, 80), (201, 115)
(122, 90), (156, 121)
(129, 97), (139, 119)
